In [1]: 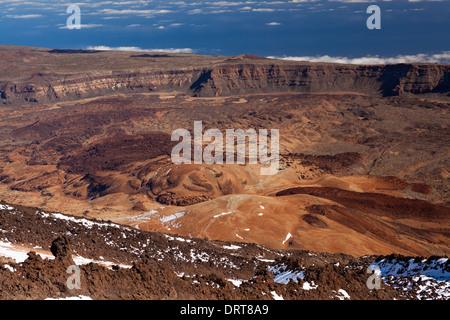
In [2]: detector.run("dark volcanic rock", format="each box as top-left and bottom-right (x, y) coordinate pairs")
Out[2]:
(50, 236), (74, 265)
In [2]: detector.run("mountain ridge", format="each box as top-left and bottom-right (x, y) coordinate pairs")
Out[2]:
(0, 46), (448, 105)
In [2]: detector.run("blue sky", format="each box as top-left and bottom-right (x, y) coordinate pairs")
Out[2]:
(0, 0), (449, 63)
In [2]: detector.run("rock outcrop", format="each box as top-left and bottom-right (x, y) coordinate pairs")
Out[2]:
(190, 63), (450, 97)
(1, 61), (448, 105)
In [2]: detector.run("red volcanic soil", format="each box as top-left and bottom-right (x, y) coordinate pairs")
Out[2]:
(58, 132), (176, 174)
(286, 152), (365, 174)
(411, 183), (433, 195)
(0, 47), (448, 260)
(275, 186), (450, 221)
(10, 120), (57, 140)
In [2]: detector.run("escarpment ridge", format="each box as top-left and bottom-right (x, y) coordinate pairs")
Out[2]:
(0, 46), (448, 105)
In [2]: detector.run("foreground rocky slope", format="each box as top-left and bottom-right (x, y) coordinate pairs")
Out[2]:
(1, 202), (448, 300)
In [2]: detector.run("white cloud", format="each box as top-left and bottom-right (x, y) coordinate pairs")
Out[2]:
(98, 9), (172, 15)
(330, 0), (443, 1)
(6, 14), (43, 19)
(266, 22), (281, 26)
(150, 48), (194, 53)
(328, 0), (386, 2)
(252, 8), (276, 12)
(86, 46), (194, 54)
(267, 52), (450, 64)
(59, 24), (103, 29)
(188, 8), (204, 14)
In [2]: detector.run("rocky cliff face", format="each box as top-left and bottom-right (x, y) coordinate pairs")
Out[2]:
(0, 69), (201, 105)
(190, 63), (450, 97)
(1, 62), (448, 105)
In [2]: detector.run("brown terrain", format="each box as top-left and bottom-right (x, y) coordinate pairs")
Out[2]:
(0, 44), (449, 267)
(1, 202), (448, 300)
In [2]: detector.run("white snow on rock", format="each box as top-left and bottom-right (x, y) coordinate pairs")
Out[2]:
(45, 295), (92, 300)
(164, 234), (192, 243)
(3, 264), (16, 272)
(302, 281), (318, 290)
(369, 257), (450, 300)
(130, 209), (158, 221)
(336, 289), (350, 300)
(270, 291), (284, 300)
(227, 279), (244, 287)
(160, 211), (186, 223)
(0, 240), (53, 263)
(282, 233), (292, 245)
(213, 211), (232, 219)
(223, 244), (241, 250)
(36, 210), (133, 232)
(0, 240), (131, 269)
(371, 257), (450, 280)
(2, 205), (127, 232)
(410, 275), (450, 300)
(256, 256), (275, 263)
(268, 264), (305, 284)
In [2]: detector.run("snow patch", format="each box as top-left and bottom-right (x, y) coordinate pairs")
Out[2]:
(334, 289), (350, 300)
(256, 256), (275, 263)
(130, 209), (158, 221)
(0, 204), (14, 211)
(213, 211), (232, 219)
(223, 244), (241, 250)
(271, 291), (284, 300)
(164, 234), (192, 243)
(268, 264), (305, 284)
(227, 279), (244, 287)
(372, 257), (450, 280)
(160, 211), (186, 223)
(3, 264), (16, 272)
(37, 211), (130, 231)
(282, 233), (292, 245)
(45, 295), (92, 300)
(302, 281), (318, 290)
(0, 240), (53, 263)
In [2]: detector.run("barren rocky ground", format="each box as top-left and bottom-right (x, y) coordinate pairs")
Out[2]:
(1, 202), (448, 300)
(0, 45), (448, 300)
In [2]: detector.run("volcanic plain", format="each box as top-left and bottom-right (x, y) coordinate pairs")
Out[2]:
(0, 45), (449, 258)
